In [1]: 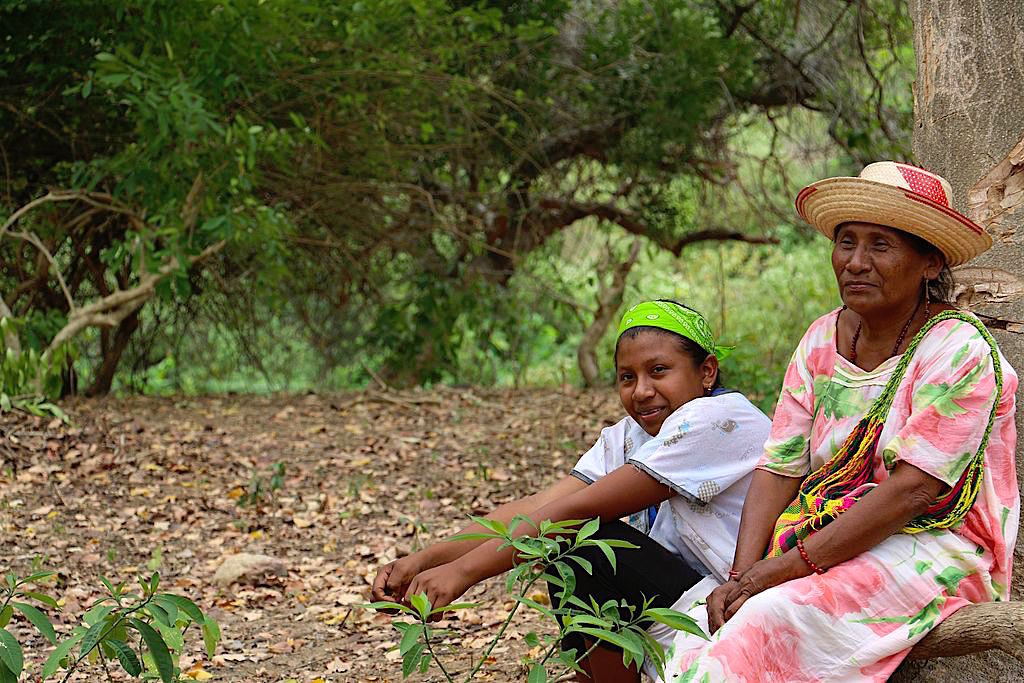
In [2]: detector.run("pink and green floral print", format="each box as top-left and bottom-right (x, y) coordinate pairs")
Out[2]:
(658, 308), (1019, 682)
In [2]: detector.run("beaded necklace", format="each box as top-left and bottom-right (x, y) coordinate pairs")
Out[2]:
(842, 295), (929, 363)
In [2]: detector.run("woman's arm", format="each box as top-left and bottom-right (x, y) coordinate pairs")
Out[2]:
(795, 461), (944, 571)
(403, 465), (673, 610)
(371, 475), (587, 603)
(713, 461), (944, 631)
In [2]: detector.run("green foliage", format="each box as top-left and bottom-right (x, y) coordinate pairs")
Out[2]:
(0, 561), (218, 682)
(1, 0), (300, 396)
(365, 517), (704, 681)
(1, 0), (908, 397)
(0, 318), (70, 421)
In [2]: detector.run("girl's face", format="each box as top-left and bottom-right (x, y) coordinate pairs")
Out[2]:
(616, 330), (718, 436)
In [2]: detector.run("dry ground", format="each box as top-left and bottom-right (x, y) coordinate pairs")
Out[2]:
(1, 387), (624, 682)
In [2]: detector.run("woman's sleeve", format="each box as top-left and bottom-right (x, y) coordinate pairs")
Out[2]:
(757, 336), (817, 478)
(882, 325), (1000, 486)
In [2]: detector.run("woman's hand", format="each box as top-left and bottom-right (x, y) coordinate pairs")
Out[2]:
(404, 562), (475, 620)
(371, 553), (428, 606)
(721, 554), (804, 625)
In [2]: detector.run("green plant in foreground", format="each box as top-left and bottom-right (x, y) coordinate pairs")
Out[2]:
(0, 562), (58, 682)
(0, 563), (220, 682)
(365, 517), (707, 681)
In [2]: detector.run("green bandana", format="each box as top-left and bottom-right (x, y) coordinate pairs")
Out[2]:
(617, 301), (734, 361)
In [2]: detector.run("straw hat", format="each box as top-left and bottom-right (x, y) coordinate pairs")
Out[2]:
(795, 161), (991, 267)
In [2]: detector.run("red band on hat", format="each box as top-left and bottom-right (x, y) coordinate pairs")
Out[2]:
(902, 192), (984, 234)
(897, 165), (949, 206)
(795, 185), (817, 217)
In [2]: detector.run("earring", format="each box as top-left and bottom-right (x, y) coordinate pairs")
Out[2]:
(924, 279), (931, 318)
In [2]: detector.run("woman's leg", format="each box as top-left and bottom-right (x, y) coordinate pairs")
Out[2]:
(664, 533), (984, 682)
(547, 520), (703, 682)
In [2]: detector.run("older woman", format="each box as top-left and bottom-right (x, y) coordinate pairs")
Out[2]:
(660, 162), (1019, 682)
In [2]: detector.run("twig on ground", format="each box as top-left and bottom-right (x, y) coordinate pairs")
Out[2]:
(360, 361), (392, 392)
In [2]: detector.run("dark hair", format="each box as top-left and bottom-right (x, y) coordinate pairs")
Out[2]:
(902, 231), (956, 304)
(613, 300), (723, 389)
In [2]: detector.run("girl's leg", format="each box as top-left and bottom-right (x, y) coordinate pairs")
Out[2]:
(576, 643), (637, 683)
(548, 520), (702, 682)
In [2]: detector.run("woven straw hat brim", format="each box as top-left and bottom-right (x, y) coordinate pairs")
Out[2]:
(797, 177), (991, 267)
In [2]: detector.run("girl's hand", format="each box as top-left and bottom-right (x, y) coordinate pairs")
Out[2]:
(706, 579), (742, 634)
(722, 554), (804, 624)
(372, 553), (428, 605)
(405, 562), (474, 620)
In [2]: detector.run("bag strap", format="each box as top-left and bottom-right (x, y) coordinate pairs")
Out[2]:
(860, 310), (1003, 427)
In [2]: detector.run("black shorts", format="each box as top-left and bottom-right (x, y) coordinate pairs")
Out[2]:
(546, 519), (703, 656)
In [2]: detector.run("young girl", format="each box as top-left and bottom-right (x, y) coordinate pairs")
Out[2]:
(371, 301), (770, 681)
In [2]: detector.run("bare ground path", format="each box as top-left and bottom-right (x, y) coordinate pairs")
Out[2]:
(1, 388), (621, 682)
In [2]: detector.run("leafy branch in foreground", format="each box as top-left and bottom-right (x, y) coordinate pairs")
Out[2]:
(0, 562), (220, 682)
(365, 516), (707, 681)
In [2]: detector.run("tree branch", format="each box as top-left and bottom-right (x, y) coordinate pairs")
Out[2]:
(669, 229), (778, 255)
(714, 0), (820, 108)
(0, 190), (134, 239)
(907, 601), (1024, 663)
(533, 198), (778, 255)
(535, 198), (649, 238)
(8, 230), (75, 312)
(507, 117), (631, 188)
(577, 237), (643, 386)
(44, 240), (225, 359)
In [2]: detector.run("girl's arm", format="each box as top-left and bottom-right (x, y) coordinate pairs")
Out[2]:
(371, 475), (587, 604)
(705, 469), (801, 630)
(731, 470), (803, 572)
(404, 465), (673, 610)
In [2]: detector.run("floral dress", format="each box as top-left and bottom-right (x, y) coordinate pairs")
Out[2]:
(659, 308), (1019, 682)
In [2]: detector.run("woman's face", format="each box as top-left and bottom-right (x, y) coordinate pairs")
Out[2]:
(616, 330), (717, 436)
(831, 222), (943, 314)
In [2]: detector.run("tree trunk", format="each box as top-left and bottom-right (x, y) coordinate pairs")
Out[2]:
(0, 296), (20, 356)
(577, 238), (642, 387)
(895, 1), (1024, 680)
(86, 309), (140, 396)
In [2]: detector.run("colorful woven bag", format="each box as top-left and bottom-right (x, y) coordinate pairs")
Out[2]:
(767, 310), (1003, 557)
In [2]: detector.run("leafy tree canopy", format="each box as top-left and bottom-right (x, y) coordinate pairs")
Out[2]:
(0, 0), (913, 394)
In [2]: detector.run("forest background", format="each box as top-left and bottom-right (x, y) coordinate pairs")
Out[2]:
(0, 0), (916, 407)
(1, 1), (964, 682)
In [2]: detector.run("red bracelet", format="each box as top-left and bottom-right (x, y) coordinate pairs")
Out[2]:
(727, 569), (742, 581)
(796, 537), (826, 575)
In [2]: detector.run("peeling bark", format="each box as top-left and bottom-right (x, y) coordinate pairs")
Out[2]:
(969, 134), (1024, 241)
(952, 266), (1024, 308)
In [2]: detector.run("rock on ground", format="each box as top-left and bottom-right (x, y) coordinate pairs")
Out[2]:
(213, 552), (288, 587)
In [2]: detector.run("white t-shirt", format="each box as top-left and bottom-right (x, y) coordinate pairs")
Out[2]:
(571, 391), (771, 581)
